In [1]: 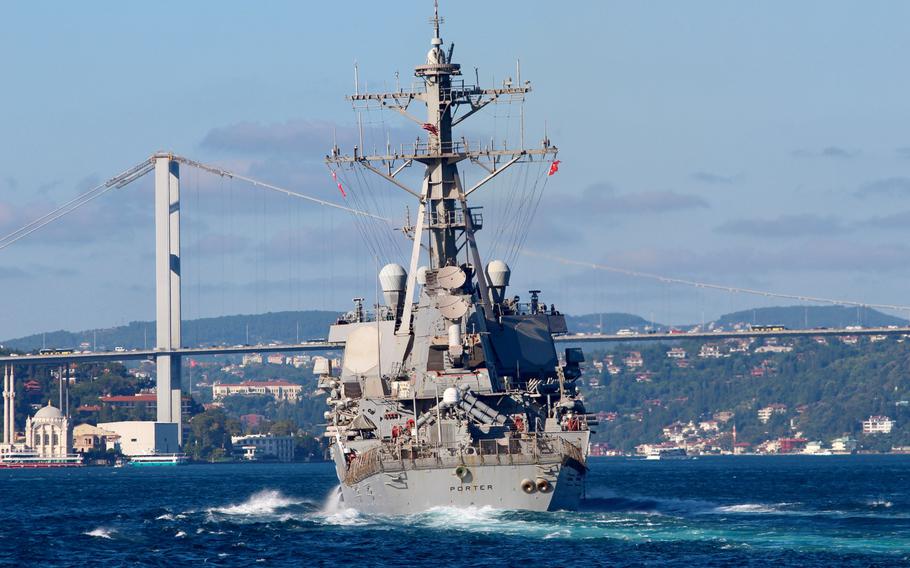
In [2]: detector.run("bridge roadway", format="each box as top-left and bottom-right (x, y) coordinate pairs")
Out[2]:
(556, 326), (910, 344)
(1, 326), (909, 365)
(0, 341), (343, 365)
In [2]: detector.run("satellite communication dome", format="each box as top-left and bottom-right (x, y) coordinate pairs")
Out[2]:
(486, 260), (511, 288)
(486, 260), (511, 303)
(379, 263), (407, 292)
(379, 263), (407, 308)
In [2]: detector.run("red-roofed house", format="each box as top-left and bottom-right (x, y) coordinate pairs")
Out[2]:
(241, 414), (267, 429)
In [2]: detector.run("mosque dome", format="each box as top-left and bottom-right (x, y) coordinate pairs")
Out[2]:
(33, 403), (63, 420)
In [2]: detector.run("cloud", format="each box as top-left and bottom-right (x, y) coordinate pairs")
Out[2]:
(0, 266), (29, 279)
(548, 183), (708, 217)
(856, 210), (910, 229)
(0, 265), (74, 280)
(201, 119), (351, 157)
(184, 233), (252, 257)
(0, 175), (155, 248)
(593, 240), (910, 278)
(715, 214), (847, 238)
(199, 118), (413, 160)
(856, 177), (910, 197)
(690, 171), (739, 185)
(793, 146), (858, 159)
(820, 146), (856, 159)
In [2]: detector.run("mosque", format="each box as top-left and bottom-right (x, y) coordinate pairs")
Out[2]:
(2, 366), (79, 466)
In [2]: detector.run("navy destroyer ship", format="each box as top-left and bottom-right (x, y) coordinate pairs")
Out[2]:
(318, 3), (592, 514)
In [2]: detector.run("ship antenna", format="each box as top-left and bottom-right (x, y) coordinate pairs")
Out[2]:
(433, 0), (440, 38)
(431, 0), (443, 43)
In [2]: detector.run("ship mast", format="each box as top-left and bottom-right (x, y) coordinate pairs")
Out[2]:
(327, 1), (557, 333)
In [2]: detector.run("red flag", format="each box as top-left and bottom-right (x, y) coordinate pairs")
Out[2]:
(547, 159), (561, 176)
(421, 123), (439, 136)
(330, 170), (347, 198)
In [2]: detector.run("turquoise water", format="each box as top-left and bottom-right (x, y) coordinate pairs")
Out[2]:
(2, 455), (909, 566)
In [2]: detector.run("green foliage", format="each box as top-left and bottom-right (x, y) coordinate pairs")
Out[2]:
(186, 408), (242, 461)
(584, 336), (910, 452)
(219, 393), (327, 434)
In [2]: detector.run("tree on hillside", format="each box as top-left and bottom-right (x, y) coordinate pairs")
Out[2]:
(187, 408), (241, 461)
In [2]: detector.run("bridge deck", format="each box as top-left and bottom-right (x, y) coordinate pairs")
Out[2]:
(1, 326), (907, 364)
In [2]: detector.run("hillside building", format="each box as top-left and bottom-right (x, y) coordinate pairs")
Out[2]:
(212, 380), (302, 402)
(757, 404), (788, 424)
(862, 415), (894, 435)
(666, 347), (687, 359)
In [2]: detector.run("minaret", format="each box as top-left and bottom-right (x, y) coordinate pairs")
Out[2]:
(2, 366), (8, 446)
(2, 366), (14, 447)
(8, 367), (15, 445)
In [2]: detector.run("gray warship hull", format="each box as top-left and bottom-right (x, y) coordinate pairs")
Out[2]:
(331, 441), (587, 515)
(320, 3), (594, 516)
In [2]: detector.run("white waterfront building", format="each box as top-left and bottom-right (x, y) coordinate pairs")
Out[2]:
(231, 434), (295, 462)
(25, 402), (72, 458)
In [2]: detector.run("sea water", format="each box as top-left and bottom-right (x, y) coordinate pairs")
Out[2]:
(2, 455), (909, 567)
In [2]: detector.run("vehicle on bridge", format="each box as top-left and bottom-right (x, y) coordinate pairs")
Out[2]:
(749, 324), (787, 332)
(38, 348), (75, 356)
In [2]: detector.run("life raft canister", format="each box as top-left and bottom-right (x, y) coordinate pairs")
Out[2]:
(513, 416), (525, 432)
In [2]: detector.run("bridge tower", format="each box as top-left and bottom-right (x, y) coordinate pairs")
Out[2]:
(154, 153), (182, 443)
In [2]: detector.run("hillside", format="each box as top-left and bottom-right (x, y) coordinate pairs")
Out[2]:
(714, 305), (907, 330)
(2, 311), (341, 351)
(583, 335), (910, 452)
(565, 313), (660, 334)
(5, 305), (906, 352)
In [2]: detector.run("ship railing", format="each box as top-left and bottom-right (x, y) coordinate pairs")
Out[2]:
(425, 208), (483, 230)
(360, 434), (585, 476)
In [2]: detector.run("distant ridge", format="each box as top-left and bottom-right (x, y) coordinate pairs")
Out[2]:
(713, 305), (907, 330)
(566, 313), (661, 334)
(2, 311), (341, 352)
(4, 305), (906, 352)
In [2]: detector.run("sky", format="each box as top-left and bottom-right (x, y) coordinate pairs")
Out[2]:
(2, 1), (910, 339)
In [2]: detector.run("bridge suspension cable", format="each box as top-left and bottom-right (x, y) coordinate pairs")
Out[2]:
(0, 160), (154, 251)
(0, 153), (391, 252)
(170, 156), (391, 222)
(524, 250), (910, 313)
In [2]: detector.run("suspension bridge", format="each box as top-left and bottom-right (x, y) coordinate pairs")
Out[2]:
(2, 152), (909, 444)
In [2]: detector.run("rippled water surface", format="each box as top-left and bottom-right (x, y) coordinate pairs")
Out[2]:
(2, 456), (910, 567)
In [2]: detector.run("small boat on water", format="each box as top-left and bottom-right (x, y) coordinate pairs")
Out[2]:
(645, 447), (690, 460)
(128, 453), (189, 467)
(0, 450), (83, 469)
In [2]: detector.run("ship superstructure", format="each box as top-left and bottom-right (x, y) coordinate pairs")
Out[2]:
(319, 3), (592, 513)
